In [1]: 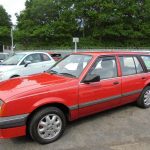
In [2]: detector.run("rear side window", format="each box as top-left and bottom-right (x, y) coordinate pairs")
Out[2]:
(41, 54), (51, 61)
(51, 54), (61, 57)
(141, 56), (150, 71)
(119, 56), (144, 76)
(133, 57), (144, 73)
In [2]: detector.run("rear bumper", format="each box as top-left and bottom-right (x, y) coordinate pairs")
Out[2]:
(0, 114), (28, 138)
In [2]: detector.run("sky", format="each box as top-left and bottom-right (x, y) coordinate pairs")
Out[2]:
(0, 0), (26, 25)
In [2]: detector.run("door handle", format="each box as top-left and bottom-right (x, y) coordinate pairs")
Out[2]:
(142, 77), (146, 80)
(113, 81), (119, 85)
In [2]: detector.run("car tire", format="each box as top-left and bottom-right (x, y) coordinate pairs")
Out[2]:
(137, 86), (150, 108)
(29, 107), (66, 144)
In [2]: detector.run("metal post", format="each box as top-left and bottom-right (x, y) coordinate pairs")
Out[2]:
(3, 45), (4, 52)
(73, 37), (79, 53)
(75, 42), (77, 52)
(11, 28), (14, 52)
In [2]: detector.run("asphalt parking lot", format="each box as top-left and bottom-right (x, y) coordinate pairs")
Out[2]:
(1, 104), (150, 150)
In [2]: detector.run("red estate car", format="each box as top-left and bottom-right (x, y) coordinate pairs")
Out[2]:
(0, 52), (150, 144)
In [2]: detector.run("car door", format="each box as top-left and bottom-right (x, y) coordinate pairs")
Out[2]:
(79, 56), (122, 118)
(119, 56), (146, 105)
(19, 53), (44, 76)
(40, 53), (55, 71)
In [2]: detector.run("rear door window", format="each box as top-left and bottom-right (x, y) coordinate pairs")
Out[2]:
(119, 56), (136, 76)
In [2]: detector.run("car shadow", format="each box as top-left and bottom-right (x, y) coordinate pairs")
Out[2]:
(10, 136), (34, 145)
(10, 103), (136, 144)
(66, 103), (136, 130)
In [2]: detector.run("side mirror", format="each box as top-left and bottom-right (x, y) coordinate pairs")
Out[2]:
(24, 61), (31, 67)
(83, 74), (100, 84)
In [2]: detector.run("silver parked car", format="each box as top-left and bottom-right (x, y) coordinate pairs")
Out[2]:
(0, 52), (55, 81)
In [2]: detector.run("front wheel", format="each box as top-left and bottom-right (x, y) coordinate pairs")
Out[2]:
(137, 86), (150, 108)
(29, 107), (66, 144)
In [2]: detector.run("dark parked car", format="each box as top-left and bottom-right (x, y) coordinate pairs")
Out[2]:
(47, 52), (62, 61)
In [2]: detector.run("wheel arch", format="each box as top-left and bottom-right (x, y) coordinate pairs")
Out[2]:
(145, 83), (150, 87)
(143, 79), (150, 89)
(26, 102), (70, 128)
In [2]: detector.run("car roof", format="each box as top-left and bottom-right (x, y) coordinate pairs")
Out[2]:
(74, 51), (150, 56)
(15, 52), (48, 55)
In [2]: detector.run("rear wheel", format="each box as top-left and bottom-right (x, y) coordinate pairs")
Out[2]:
(137, 86), (150, 108)
(29, 107), (66, 144)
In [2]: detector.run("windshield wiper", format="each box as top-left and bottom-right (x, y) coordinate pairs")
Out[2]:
(48, 70), (76, 78)
(59, 73), (76, 78)
(48, 70), (58, 74)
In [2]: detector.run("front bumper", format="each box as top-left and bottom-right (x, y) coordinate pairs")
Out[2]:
(0, 126), (26, 139)
(0, 114), (28, 138)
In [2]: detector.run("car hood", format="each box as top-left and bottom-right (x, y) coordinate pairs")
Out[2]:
(0, 65), (16, 72)
(0, 73), (76, 101)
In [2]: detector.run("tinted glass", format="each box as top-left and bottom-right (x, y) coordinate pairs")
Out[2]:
(119, 56), (136, 76)
(51, 54), (61, 57)
(88, 56), (118, 79)
(141, 56), (150, 70)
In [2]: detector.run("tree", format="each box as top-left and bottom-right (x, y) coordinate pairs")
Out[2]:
(74, 0), (150, 46)
(16, 0), (77, 46)
(16, 0), (150, 48)
(0, 5), (12, 45)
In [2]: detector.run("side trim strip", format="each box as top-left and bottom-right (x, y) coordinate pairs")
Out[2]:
(69, 105), (78, 110)
(69, 89), (142, 110)
(0, 114), (29, 129)
(79, 95), (122, 109)
(122, 89), (142, 97)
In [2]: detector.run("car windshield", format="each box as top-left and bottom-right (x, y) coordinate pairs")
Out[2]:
(48, 54), (92, 78)
(2, 54), (26, 65)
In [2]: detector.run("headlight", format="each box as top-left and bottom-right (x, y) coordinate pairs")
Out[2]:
(0, 100), (4, 115)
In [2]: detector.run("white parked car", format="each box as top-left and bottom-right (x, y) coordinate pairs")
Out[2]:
(0, 52), (55, 81)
